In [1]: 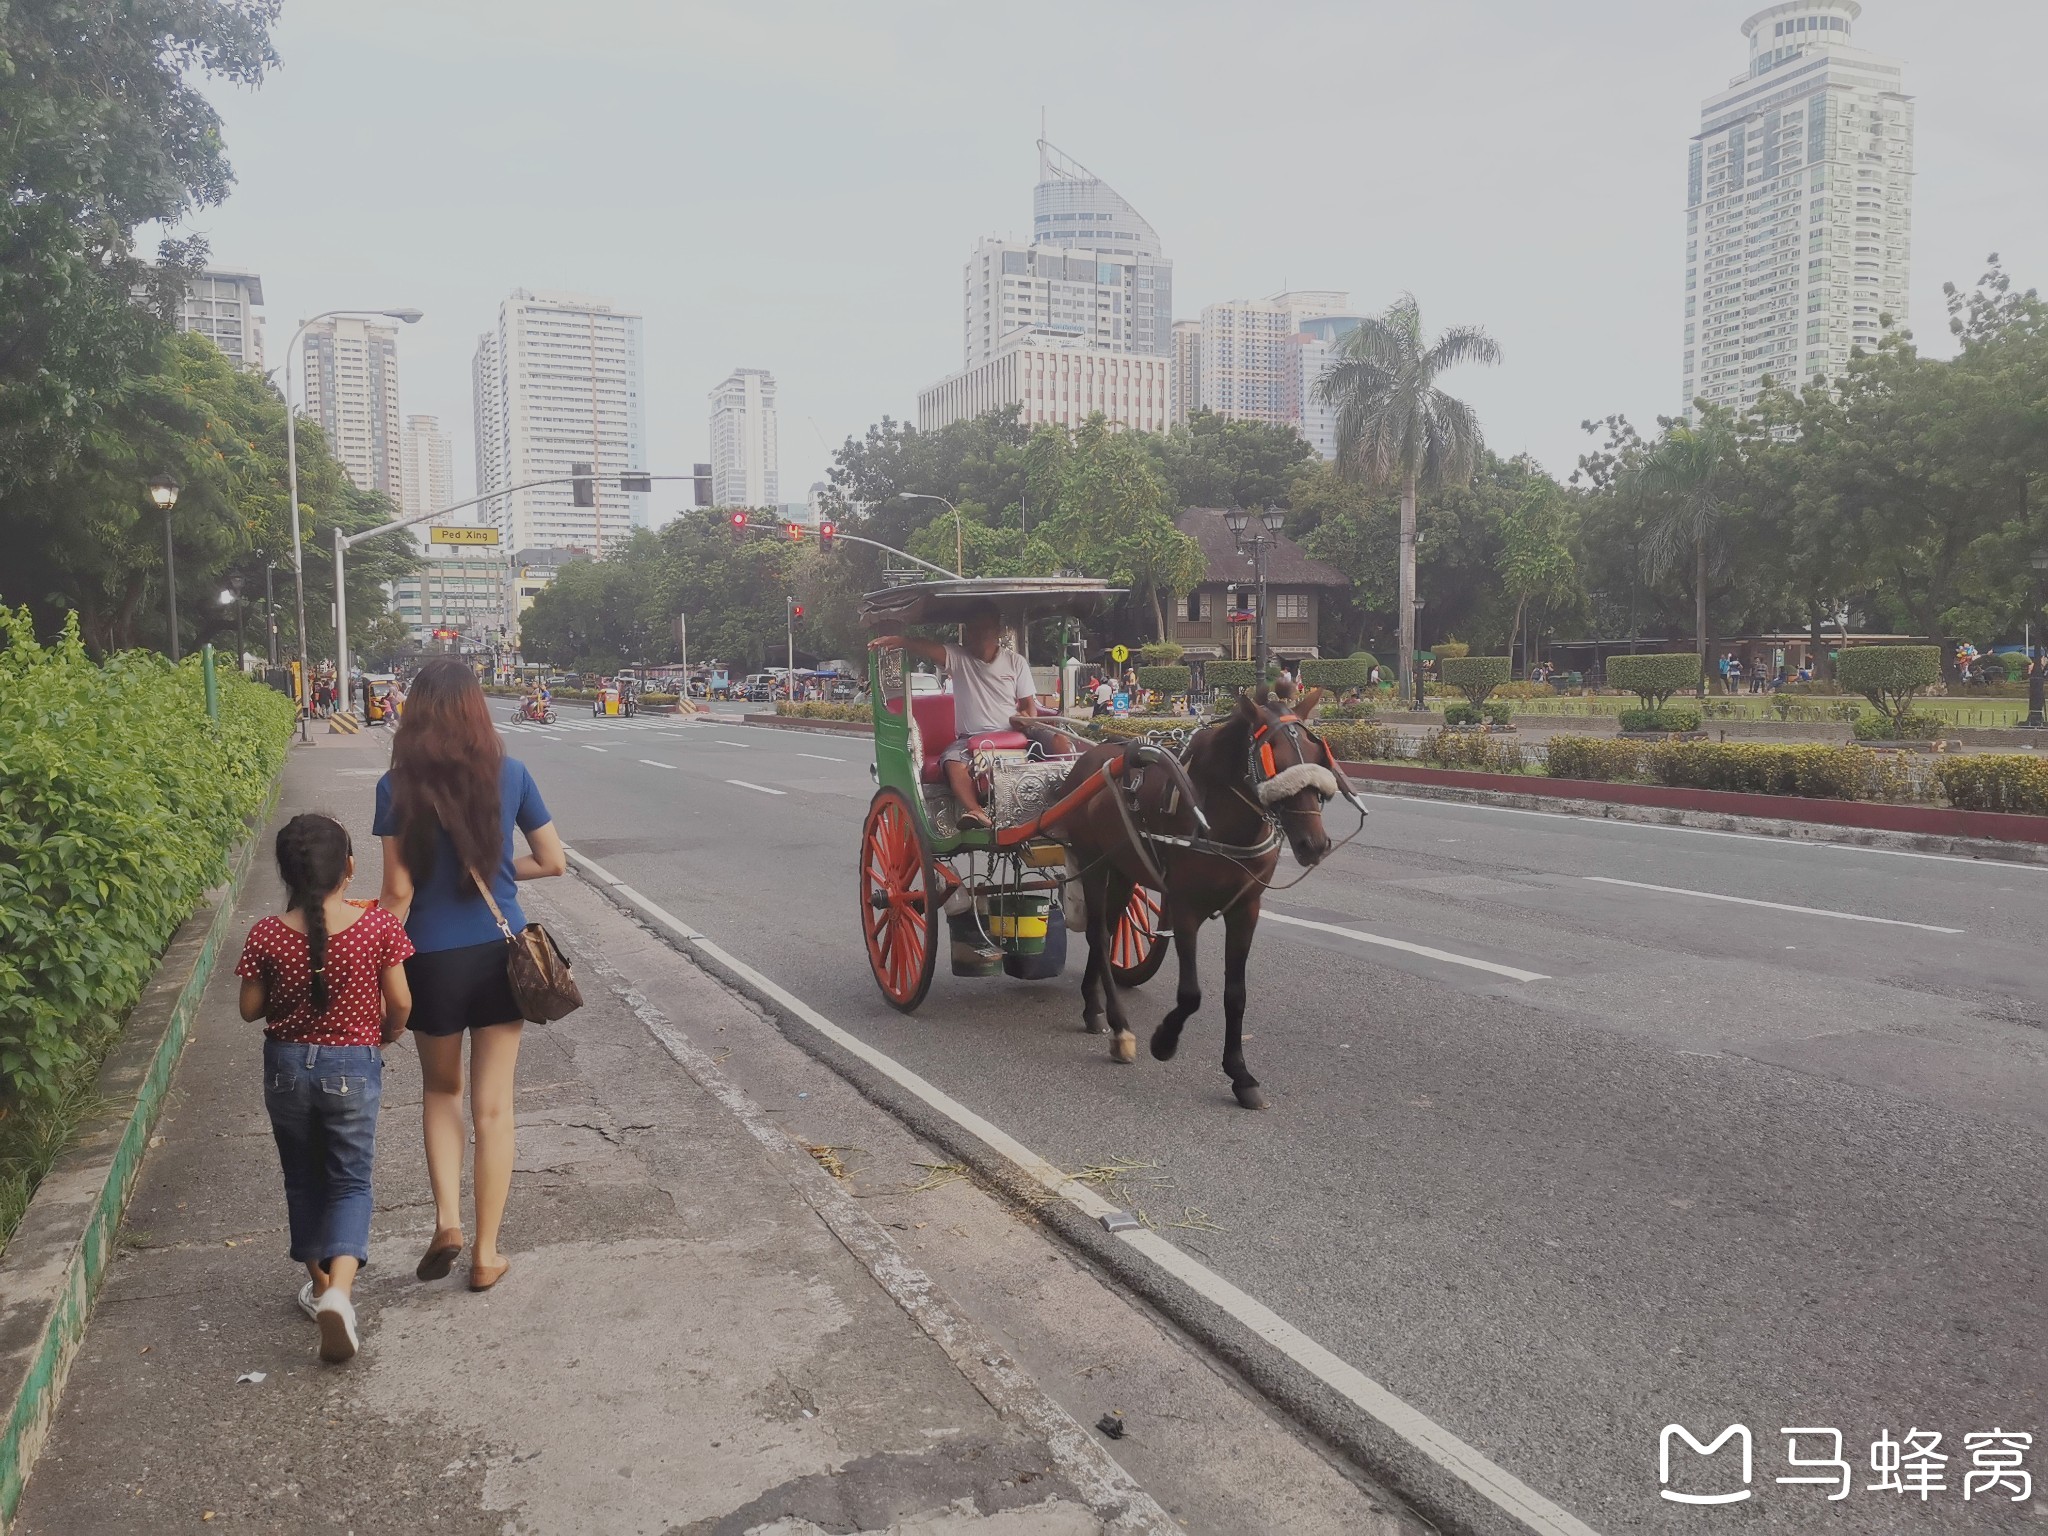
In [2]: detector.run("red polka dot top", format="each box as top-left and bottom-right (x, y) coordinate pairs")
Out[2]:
(236, 905), (415, 1046)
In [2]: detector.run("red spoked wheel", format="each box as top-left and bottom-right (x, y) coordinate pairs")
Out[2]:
(860, 788), (940, 1012)
(1108, 884), (1170, 988)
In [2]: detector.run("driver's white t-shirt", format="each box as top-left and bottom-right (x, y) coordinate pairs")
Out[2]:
(942, 643), (1035, 736)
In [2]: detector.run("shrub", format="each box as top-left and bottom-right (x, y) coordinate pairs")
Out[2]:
(1419, 727), (1524, 772)
(1299, 654), (1376, 691)
(641, 691), (679, 705)
(1316, 700), (1378, 722)
(1439, 655), (1512, 708)
(1934, 754), (2048, 814)
(1642, 741), (1910, 801)
(1851, 711), (1942, 741)
(1, 612), (295, 1115)
(1835, 645), (1940, 726)
(1135, 665), (1191, 695)
(1084, 715), (1196, 742)
(1203, 660), (1259, 692)
(1995, 651), (2031, 682)
(1483, 700), (1514, 726)
(1618, 706), (1703, 733)
(1314, 720), (1397, 762)
(1442, 702), (1480, 726)
(1608, 652), (1703, 709)
(1138, 641), (1184, 666)
(776, 700), (868, 722)
(1433, 640), (1470, 661)
(1543, 736), (1646, 783)
(1493, 680), (1560, 700)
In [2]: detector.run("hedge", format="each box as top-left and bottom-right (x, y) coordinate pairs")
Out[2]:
(1137, 641), (1184, 666)
(1618, 705), (1702, 733)
(1420, 727), (1525, 772)
(1315, 720), (1398, 761)
(1934, 754), (2048, 813)
(1, 612), (296, 1114)
(777, 700), (868, 722)
(1608, 652), (1702, 708)
(1852, 711), (1942, 741)
(1299, 654), (1378, 690)
(1204, 660), (1259, 691)
(1135, 665), (1191, 694)
(1439, 655), (1512, 706)
(1836, 645), (1940, 724)
(1543, 736), (1649, 783)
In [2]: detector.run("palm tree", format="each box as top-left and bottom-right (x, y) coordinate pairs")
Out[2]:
(1626, 413), (1737, 700)
(1317, 294), (1500, 704)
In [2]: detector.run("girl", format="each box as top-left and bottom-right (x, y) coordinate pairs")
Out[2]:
(376, 657), (565, 1293)
(237, 814), (413, 1363)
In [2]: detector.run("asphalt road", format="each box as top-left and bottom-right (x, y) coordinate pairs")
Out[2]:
(501, 702), (2046, 1534)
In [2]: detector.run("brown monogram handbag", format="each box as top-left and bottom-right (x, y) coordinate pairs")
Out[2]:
(472, 873), (583, 1023)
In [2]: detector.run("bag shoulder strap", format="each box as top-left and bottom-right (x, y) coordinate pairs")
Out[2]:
(471, 870), (518, 940)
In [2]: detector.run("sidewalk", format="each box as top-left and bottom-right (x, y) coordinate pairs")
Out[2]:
(10, 730), (1167, 1535)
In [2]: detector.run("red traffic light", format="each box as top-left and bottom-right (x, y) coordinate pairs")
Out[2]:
(729, 510), (749, 532)
(787, 521), (804, 541)
(818, 520), (836, 550)
(791, 603), (805, 620)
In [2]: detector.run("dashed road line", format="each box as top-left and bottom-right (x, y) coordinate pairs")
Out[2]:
(725, 779), (786, 796)
(1263, 910), (1550, 982)
(639, 759), (678, 770)
(1581, 875), (1965, 933)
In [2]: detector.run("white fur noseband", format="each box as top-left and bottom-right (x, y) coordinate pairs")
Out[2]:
(1256, 761), (1339, 805)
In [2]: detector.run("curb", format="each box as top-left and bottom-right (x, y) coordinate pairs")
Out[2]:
(739, 713), (874, 738)
(0, 781), (278, 1532)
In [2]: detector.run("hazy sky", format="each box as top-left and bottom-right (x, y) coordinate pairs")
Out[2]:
(177, 0), (2047, 519)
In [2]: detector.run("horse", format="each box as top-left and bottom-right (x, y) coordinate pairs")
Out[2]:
(1056, 682), (1348, 1108)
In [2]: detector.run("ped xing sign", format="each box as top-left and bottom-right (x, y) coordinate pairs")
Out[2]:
(430, 526), (501, 546)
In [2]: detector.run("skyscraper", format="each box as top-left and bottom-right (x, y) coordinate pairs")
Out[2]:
(1171, 320), (1202, 426)
(1683, 2), (1912, 413)
(708, 369), (779, 508)
(302, 317), (402, 500)
(1198, 292), (1359, 455)
(471, 290), (648, 553)
(401, 415), (454, 523)
(169, 269), (265, 372)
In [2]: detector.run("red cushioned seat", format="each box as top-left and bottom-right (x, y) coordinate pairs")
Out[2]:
(910, 693), (1027, 782)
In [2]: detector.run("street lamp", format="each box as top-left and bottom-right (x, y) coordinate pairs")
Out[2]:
(221, 580), (245, 668)
(900, 493), (965, 576)
(149, 476), (181, 661)
(284, 307), (422, 717)
(1224, 504), (1289, 682)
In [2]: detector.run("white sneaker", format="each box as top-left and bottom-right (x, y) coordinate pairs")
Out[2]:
(314, 1289), (359, 1363)
(297, 1280), (320, 1322)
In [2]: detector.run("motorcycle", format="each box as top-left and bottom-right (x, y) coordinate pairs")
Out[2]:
(518, 697), (556, 725)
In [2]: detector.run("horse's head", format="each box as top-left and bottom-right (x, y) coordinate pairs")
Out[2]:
(1236, 682), (1337, 867)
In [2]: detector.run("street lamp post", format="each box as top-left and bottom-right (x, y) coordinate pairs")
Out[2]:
(899, 493), (964, 576)
(284, 307), (422, 717)
(1225, 504), (1289, 682)
(149, 476), (181, 660)
(221, 581), (245, 668)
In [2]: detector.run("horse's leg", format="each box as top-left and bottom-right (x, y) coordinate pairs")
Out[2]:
(1151, 895), (1203, 1063)
(1078, 867), (1109, 1035)
(1220, 896), (1265, 1109)
(1100, 870), (1139, 1064)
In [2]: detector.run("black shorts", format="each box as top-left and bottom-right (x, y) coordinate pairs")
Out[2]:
(404, 941), (523, 1036)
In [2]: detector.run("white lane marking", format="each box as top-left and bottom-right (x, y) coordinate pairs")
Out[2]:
(583, 744), (608, 753)
(797, 752), (846, 763)
(725, 778), (787, 796)
(1581, 876), (1965, 933)
(639, 759), (678, 770)
(714, 739), (751, 748)
(1263, 911), (1549, 983)
(1366, 790), (2048, 871)
(565, 849), (1599, 1536)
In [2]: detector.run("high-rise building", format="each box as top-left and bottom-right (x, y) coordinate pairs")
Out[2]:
(302, 317), (403, 500)
(925, 140), (1174, 434)
(170, 270), (266, 372)
(708, 368), (779, 508)
(1198, 291), (1358, 454)
(471, 290), (648, 554)
(1171, 320), (1202, 426)
(400, 415), (454, 524)
(1683, 2), (1912, 412)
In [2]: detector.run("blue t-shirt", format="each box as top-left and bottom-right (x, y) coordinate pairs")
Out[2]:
(373, 757), (552, 954)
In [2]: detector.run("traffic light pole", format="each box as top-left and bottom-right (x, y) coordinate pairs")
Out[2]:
(787, 596), (797, 703)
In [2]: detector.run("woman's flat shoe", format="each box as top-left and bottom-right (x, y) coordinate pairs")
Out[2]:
(468, 1257), (510, 1292)
(416, 1228), (464, 1281)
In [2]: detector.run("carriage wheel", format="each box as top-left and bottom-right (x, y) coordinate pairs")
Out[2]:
(1108, 885), (1170, 988)
(860, 788), (939, 1012)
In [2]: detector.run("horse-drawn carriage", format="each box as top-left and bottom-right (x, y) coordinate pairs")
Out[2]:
(858, 578), (1365, 1107)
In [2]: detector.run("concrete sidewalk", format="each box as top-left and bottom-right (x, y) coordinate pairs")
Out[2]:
(10, 730), (1171, 1535)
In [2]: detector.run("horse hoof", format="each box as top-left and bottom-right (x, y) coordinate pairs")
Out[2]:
(1082, 1015), (1106, 1035)
(1233, 1083), (1267, 1110)
(1150, 1031), (1180, 1062)
(1112, 1033), (1137, 1064)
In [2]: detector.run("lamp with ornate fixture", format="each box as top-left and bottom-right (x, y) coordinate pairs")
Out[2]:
(149, 476), (182, 660)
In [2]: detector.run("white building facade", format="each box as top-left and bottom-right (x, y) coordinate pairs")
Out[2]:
(471, 290), (648, 554)
(302, 317), (402, 500)
(391, 547), (510, 644)
(708, 368), (779, 508)
(1683, 2), (1912, 413)
(919, 338), (1172, 435)
(1171, 319), (1202, 426)
(400, 414), (454, 525)
(172, 270), (265, 372)
(1198, 291), (1358, 455)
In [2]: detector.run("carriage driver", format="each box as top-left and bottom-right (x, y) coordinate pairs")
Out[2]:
(869, 602), (1073, 831)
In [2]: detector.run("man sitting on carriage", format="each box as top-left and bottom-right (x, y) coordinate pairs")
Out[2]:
(869, 601), (1073, 832)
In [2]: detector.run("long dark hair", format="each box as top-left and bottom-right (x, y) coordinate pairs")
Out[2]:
(389, 657), (503, 893)
(275, 814), (352, 1011)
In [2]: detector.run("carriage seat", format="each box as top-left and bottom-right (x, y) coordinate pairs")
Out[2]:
(909, 693), (1028, 783)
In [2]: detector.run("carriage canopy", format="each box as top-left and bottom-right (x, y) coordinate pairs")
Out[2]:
(858, 577), (1120, 630)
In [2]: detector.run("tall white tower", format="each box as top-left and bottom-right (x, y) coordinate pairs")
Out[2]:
(1683, 3), (1912, 414)
(400, 415), (454, 524)
(708, 368), (779, 508)
(302, 317), (402, 500)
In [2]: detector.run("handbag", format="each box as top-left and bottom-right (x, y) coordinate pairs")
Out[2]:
(471, 872), (583, 1023)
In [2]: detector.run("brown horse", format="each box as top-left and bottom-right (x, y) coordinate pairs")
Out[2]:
(1057, 683), (1345, 1108)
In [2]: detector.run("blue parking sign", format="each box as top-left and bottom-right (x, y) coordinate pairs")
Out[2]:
(1112, 691), (1130, 715)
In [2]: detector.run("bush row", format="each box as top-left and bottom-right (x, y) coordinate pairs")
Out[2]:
(776, 700), (869, 722)
(1542, 735), (1916, 801)
(1, 613), (296, 1112)
(1932, 754), (2048, 813)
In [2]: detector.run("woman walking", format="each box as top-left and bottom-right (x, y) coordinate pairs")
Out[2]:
(375, 657), (566, 1291)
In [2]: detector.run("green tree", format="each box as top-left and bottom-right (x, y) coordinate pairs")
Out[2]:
(1157, 411), (1316, 510)
(1317, 293), (1501, 701)
(1625, 410), (1740, 699)
(1497, 480), (1577, 673)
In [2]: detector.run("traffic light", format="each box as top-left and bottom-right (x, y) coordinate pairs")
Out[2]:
(818, 520), (836, 552)
(729, 509), (748, 536)
(571, 462), (595, 507)
(791, 603), (804, 620)
(787, 521), (804, 542)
